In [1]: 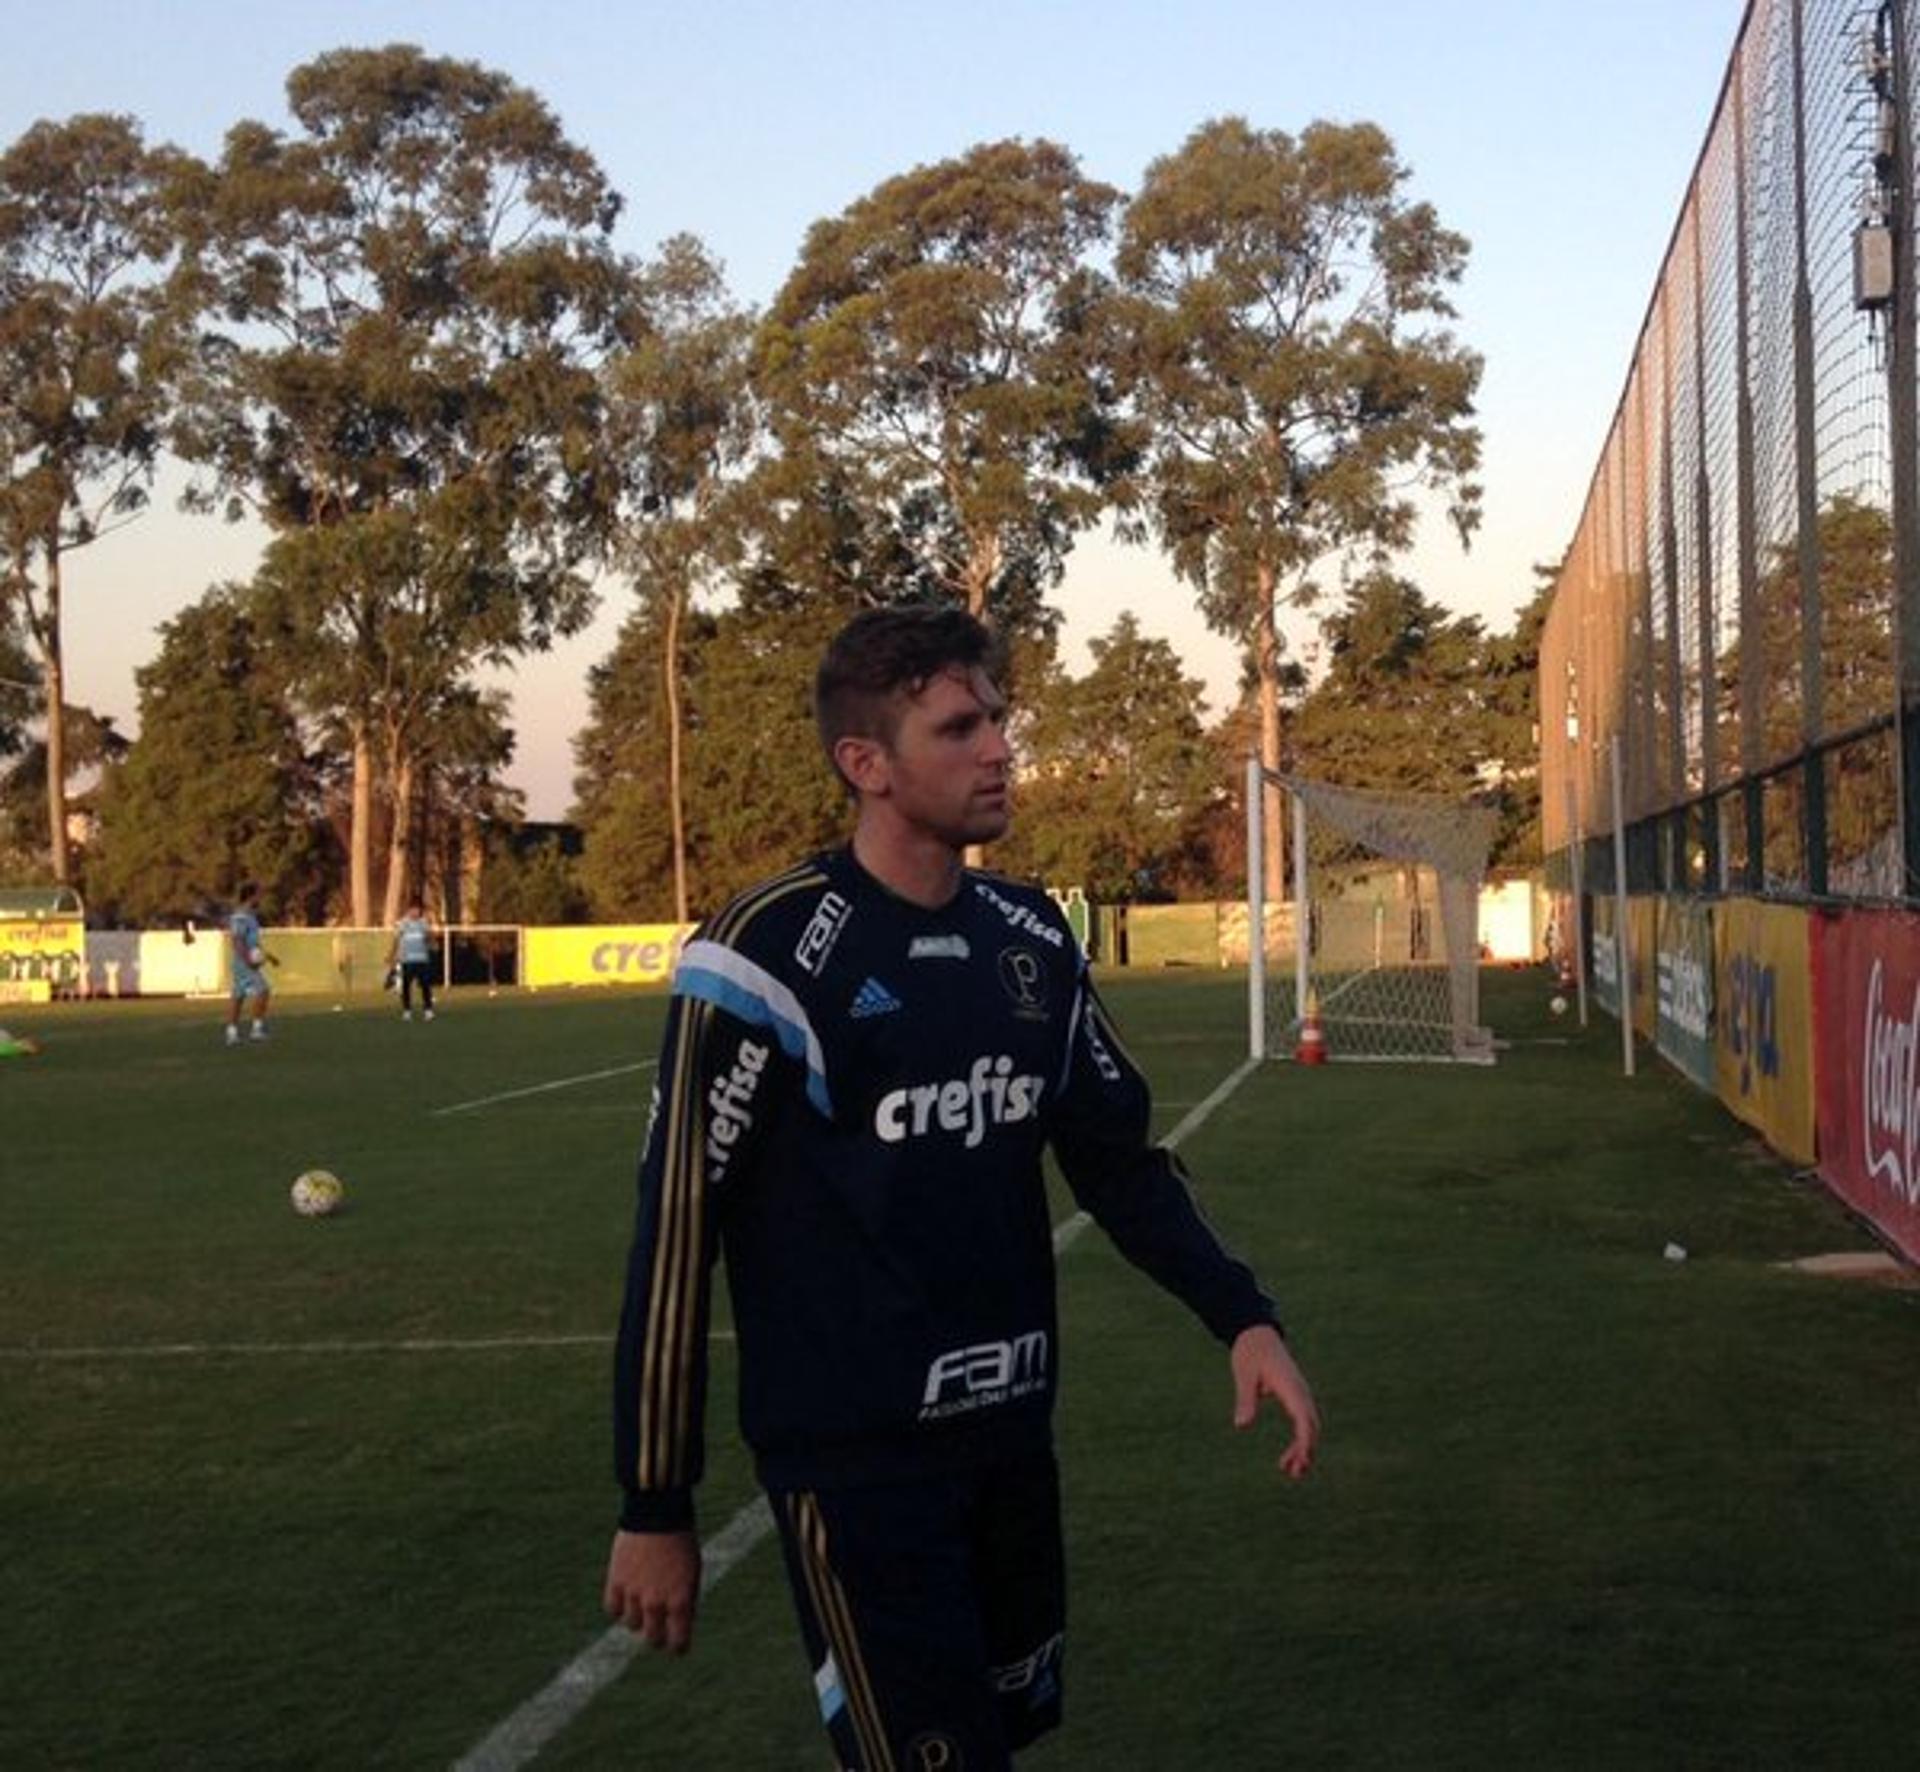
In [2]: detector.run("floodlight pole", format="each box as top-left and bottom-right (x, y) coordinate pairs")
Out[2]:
(1610, 735), (1636, 1078)
(1246, 755), (1266, 1061)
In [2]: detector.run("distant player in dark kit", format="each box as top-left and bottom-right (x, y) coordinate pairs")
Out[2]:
(605, 604), (1320, 1769)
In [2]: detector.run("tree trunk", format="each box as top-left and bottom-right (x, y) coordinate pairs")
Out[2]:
(382, 747), (415, 928)
(458, 815), (485, 924)
(415, 760), (437, 918)
(665, 573), (689, 924)
(42, 546), (70, 885)
(1256, 563), (1285, 903)
(964, 541), (997, 622)
(963, 536), (1002, 868)
(351, 729), (375, 926)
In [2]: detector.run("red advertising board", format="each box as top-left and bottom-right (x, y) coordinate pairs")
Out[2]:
(1813, 907), (1920, 1264)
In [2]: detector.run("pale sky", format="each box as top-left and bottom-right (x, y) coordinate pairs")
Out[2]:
(4, 0), (1748, 818)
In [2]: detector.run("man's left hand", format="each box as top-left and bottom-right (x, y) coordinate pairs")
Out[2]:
(1230, 1323), (1320, 1479)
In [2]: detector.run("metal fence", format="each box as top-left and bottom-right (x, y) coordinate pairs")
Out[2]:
(1542, 0), (1920, 902)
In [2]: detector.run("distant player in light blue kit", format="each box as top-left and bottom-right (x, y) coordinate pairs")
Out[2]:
(225, 881), (273, 1046)
(388, 899), (436, 1021)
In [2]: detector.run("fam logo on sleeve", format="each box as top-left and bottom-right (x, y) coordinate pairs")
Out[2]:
(793, 891), (852, 976)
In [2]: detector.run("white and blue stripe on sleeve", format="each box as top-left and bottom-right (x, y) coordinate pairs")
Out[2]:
(672, 939), (833, 1118)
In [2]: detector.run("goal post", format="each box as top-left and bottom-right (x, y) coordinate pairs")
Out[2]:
(1247, 761), (1498, 1064)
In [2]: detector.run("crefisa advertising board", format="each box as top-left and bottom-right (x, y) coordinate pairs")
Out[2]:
(523, 924), (694, 988)
(1813, 908), (1920, 1264)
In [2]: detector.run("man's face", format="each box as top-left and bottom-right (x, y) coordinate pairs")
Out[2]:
(868, 663), (1013, 847)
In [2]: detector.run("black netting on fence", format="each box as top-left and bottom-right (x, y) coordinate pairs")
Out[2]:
(1544, 0), (1920, 902)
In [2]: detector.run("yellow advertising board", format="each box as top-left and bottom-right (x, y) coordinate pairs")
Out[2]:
(0, 916), (84, 995)
(1713, 898), (1815, 1166)
(525, 924), (694, 988)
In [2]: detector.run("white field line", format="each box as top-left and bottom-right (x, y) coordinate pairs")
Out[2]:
(433, 1060), (655, 1117)
(452, 1052), (1262, 1772)
(1046, 1055), (1258, 1253)
(454, 1498), (776, 1772)
(0, 1332), (734, 1363)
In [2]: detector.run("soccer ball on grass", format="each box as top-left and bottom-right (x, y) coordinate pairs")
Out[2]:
(290, 1168), (346, 1217)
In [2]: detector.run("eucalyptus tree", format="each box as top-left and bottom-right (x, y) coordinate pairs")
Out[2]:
(1476, 564), (1554, 864)
(0, 601), (35, 765)
(396, 680), (521, 923)
(0, 113), (195, 882)
(604, 234), (758, 922)
(0, 705), (127, 889)
(1290, 571), (1491, 799)
(682, 589), (852, 895)
(996, 612), (1218, 900)
(1115, 116), (1482, 895)
(572, 601), (691, 918)
(86, 586), (331, 923)
(753, 136), (1137, 634)
(175, 45), (628, 922)
(572, 588), (849, 918)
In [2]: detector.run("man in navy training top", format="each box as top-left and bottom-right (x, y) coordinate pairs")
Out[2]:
(605, 604), (1319, 1769)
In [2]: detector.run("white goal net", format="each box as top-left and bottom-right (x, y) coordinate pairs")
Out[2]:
(1247, 764), (1498, 1064)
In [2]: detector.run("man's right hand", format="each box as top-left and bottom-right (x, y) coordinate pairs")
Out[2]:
(603, 1528), (701, 1655)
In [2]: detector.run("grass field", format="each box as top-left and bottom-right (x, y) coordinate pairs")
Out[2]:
(6, 969), (1920, 1769)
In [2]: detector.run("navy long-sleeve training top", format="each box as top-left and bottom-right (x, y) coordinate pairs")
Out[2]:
(614, 848), (1281, 1531)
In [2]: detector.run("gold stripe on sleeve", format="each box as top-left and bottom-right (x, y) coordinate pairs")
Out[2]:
(709, 862), (826, 948)
(637, 996), (709, 1489)
(632, 863), (829, 1491)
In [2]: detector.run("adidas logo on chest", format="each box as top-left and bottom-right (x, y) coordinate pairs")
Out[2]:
(850, 976), (902, 1019)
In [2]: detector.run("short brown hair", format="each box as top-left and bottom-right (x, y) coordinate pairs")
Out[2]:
(814, 604), (1005, 773)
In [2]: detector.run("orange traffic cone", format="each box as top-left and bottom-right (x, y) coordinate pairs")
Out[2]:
(1295, 988), (1329, 1065)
